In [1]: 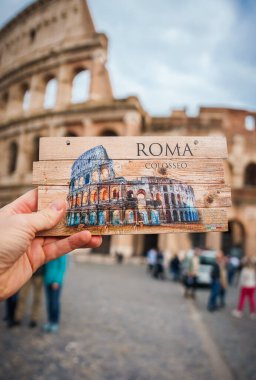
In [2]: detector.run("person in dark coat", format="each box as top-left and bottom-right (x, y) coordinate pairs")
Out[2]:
(169, 255), (180, 281)
(207, 251), (223, 311)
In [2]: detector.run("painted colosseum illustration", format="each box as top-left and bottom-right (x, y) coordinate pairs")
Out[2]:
(66, 146), (199, 228)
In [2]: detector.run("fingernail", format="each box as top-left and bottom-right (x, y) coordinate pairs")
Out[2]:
(50, 200), (65, 211)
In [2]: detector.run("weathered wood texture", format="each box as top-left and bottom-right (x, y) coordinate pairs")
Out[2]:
(38, 185), (231, 209)
(33, 159), (225, 185)
(37, 208), (228, 237)
(34, 136), (231, 236)
(39, 136), (228, 160)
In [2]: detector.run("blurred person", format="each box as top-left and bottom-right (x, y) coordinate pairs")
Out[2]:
(227, 256), (240, 286)
(5, 293), (19, 328)
(146, 247), (157, 274)
(43, 255), (68, 333)
(0, 189), (102, 301)
(15, 266), (44, 328)
(169, 254), (180, 281)
(115, 252), (124, 264)
(207, 251), (223, 312)
(183, 249), (200, 298)
(153, 249), (165, 280)
(232, 258), (256, 319)
(219, 255), (228, 308)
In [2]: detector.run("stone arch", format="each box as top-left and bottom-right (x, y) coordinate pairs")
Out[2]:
(222, 220), (245, 256)
(156, 192), (162, 201)
(111, 186), (119, 199)
(245, 115), (255, 131)
(71, 68), (90, 103)
(91, 170), (99, 183)
(100, 187), (108, 201)
(101, 167), (109, 180)
(30, 135), (40, 170)
(90, 189), (98, 203)
(126, 190), (134, 199)
(99, 129), (118, 137)
(171, 193), (176, 206)
(190, 232), (206, 249)
(8, 141), (18, 174)
(125, 209), (135, 224)
(137, 189), (146, 198)
(44, 76), (58, 109)
(65, 130), (79, 137)
(0, 91), (9, 116)
(76, 193), (82, 206)
(21, 83), (30, 111)
(112, 210), (121, 225)
(83, 192), (88, 205)
(244, 162), (256, 186)
(173, 209), (178, 222)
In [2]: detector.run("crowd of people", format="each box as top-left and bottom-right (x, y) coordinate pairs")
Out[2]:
(4, 256), (68, 333)
(147, 246), (256, 319)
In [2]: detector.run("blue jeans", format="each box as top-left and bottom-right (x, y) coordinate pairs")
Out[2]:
(46, 285), (62, 324)
(208, 280), (221, 311)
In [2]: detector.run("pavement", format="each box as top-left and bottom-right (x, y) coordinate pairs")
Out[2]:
(0, 260), (255, 380)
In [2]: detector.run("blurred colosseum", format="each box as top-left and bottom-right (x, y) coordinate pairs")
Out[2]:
(0, 0), (256, 258)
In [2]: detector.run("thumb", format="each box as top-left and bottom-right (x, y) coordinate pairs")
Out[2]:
(25, 200), (66, 233)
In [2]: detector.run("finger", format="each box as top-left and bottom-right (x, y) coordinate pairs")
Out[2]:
(24, 200), (66, 233)
(43, 231), (102, 261)
(42, 235), (102, 248)
(78, 236), (103, 249)
(0, 189), (38, 217)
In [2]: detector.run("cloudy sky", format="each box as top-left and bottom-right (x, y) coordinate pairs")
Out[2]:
(1, 0), (256, 115)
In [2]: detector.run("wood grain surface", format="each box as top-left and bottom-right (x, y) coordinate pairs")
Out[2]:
(33, 159), (225, 185)
(37, 185), (231, 209)
(39, 136), (228, 160)
(36, 207), (228, 237)
(34, 136), (231, 236)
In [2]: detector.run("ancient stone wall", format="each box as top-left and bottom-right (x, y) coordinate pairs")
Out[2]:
(0, 0), (255, 257)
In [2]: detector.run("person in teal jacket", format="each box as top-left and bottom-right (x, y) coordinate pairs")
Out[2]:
(43, 255), (68, 333)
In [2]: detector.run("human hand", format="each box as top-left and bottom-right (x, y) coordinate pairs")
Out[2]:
(0, 189), (102, 300)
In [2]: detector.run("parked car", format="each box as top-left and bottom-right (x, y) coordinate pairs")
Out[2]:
(197, 250), (216, 285)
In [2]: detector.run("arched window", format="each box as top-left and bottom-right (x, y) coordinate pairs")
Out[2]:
(71, 69), (90, 104)
(22, 85), (30, 111)
(1, 92), (8, 109)
(137, 189), (146, 199)
(92, 170), (99, 183)
(244, 163), (256, 186)
(83, 192), (88, 205)
(245, 115), (255, 131)
(156, 193), (162, 202)
(100, 188), (108, 201)
(30, 136), (40, 171)
(126, 190), (133, 199)
(9, 141), (18, 174)
(77, 193), (82, 207)
(90, 190), (97, 203)
(173, 210), (178, 222)
(101, 167), (109, 180)
(0, 92), (9, 118)
(65, 131), (78, 137)
(44, 78), (58, 109)
(99, 130), (118, 137)
(111, 187), (119, 199)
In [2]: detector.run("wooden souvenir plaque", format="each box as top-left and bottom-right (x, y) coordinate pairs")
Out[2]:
(33, 136), (231, 236)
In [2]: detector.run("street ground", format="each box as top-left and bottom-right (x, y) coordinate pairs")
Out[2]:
(0, 260), (255, 380)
